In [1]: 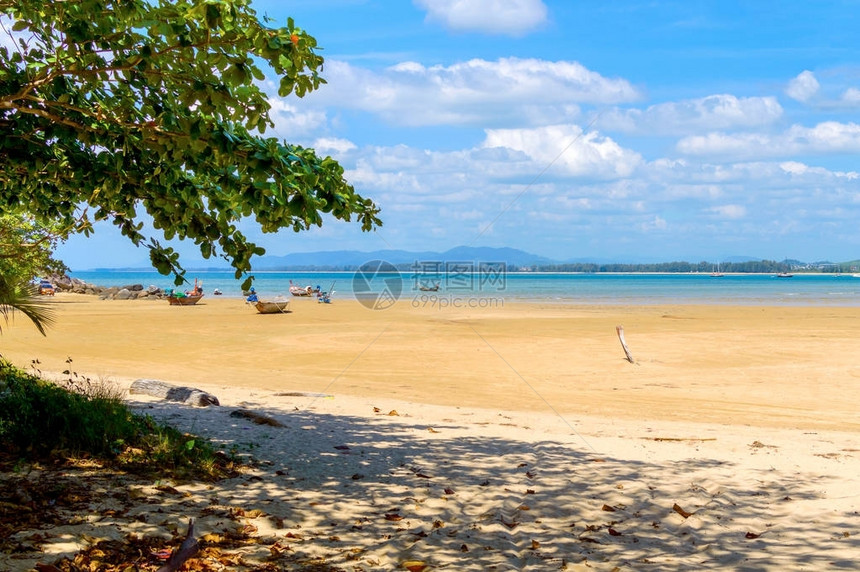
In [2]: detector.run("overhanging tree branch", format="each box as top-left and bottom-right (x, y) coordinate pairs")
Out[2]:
(0, 0), (381, 288)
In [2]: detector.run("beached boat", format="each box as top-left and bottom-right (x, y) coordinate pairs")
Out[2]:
(316, 282), (335, 304)
(167, 278), (204, 305)
(254, 299), (291, 314)
(167, 293), (203, 305)
(289, 280), (318, 297)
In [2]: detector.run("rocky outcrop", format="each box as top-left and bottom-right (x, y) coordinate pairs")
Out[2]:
(48, 274), (168, 300)
(115, 288), (133, 300)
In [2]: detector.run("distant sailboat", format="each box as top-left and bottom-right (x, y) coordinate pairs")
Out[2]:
(776, 258), (793, 278)
(711, 262), (724, 277)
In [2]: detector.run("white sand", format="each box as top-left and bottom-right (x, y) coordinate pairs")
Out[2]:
(3, 296), (860, 570)
(6, 378), (858, 571)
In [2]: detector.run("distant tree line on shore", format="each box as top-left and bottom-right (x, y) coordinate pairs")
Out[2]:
(248, 259), (859, 274)
(520, 260), (850, 274)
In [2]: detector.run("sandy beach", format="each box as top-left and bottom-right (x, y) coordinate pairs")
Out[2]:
(2, 294), (860, 570)
(4, 294), (860, 431)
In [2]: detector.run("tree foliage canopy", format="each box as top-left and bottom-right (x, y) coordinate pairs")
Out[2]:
(0, 0), (381, 287)
(0, 271), (55, 336)
(0, 215), (62, 335)
(0, 214), (68, 281)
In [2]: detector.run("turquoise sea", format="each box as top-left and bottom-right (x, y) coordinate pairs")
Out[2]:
(66, 269), (860, 306)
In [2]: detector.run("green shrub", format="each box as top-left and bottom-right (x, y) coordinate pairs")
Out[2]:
(0, 359), (233, 479)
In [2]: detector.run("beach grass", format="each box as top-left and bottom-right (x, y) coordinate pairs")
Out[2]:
(0, 359), (235, 480)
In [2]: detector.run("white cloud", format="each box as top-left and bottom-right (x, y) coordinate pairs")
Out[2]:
(308, 58), (638, 127)
(779, 161), (809, 176)
(415, 0), (548, 36)
(600, 94), (782, 135)
(647, 158), (858, 186)
(347, 155), (424, 194)
(786, 70), (820, 103)
(841, 87), (860, 106)
(772, 121), (860, 152)
(779, 161), (858, 180)
(676, 122), (860, 159)
(483, 124), (643, 178)
(709, 204), (747, 219)
(309, 131), (860, 261)
(345, 141), (860, 240)
(266, 96), (328, 139)
(329, 129), (646, 245)
(313, 137), (357, 155)
(779, 72), (860, 109)
(640, 215), (668, 232)
(676, 132), (772, 157)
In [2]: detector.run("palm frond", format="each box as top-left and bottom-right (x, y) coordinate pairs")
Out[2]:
(0, 274), (56, 336)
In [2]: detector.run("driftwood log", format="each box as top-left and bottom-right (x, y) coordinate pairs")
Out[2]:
(129, 379), (220, 406)
(229, 408), (285, 427)
(274, 391), (333, 398)
(616, 325), (636, 364)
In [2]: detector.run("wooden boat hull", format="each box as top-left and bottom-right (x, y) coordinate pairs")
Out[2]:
(167, 295), (203, 305)
(255, 300), (291, 314)
(289, 280), (317, 296)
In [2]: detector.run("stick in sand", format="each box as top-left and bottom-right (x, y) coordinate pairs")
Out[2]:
(157, 518), (198, 572)
(616, 325), (635, 364)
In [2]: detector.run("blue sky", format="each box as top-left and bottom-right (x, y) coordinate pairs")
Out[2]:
(55, 0), (860, 269)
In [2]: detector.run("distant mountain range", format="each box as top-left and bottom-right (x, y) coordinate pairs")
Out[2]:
(88, 246), (850, 273)
(197, 247), (842, 271)
(251, 246), (558, 270)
